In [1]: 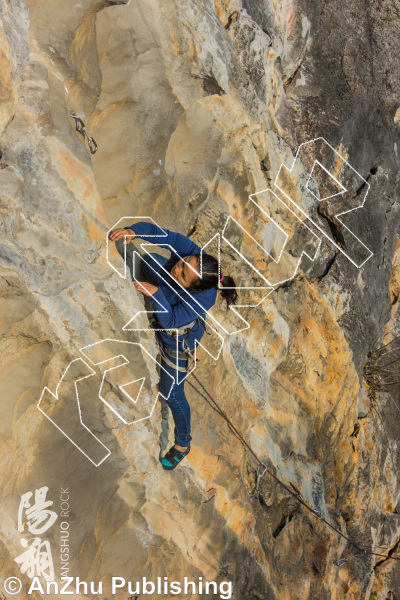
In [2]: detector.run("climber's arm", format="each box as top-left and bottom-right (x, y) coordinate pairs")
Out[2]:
(125, 221), (202, 257)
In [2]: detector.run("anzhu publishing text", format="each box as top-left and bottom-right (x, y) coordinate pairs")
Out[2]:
(29, 575), (233, 598)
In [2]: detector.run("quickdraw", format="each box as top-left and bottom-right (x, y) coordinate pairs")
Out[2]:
(70, 111), (98, 154)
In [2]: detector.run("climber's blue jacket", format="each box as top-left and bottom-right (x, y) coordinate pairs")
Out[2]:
(127, 221), (217, 351)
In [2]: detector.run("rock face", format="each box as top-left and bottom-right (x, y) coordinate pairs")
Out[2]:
(0, 1), (400, 599)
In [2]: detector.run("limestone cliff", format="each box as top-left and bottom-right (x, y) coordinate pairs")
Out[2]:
(1, 1), (400, 599)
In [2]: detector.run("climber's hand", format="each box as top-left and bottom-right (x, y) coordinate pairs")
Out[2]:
(109, 228), (135, 245)
(133, 281), (159, 297)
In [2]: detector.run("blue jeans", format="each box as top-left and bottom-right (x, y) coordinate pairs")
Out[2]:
(140, 253), (192, 447)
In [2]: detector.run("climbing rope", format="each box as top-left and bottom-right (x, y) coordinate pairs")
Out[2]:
(189, 371), (400, 564)
(70, 111), (98, 154)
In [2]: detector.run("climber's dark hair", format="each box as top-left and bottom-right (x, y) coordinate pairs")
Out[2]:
(189, 253), (238, 308)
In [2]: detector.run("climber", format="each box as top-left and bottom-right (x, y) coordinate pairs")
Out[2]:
(109, 222), (237, 470)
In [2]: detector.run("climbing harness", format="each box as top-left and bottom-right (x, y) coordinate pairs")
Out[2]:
(70, 111), (98, 154)
(154, 317), (204, 373)
(188, 371), (400, 565)
(159, 344), (194, 373)
(162, 317), (202, 341)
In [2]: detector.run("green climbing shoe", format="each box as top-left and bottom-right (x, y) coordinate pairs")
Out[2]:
(161, 445), (190, 470)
